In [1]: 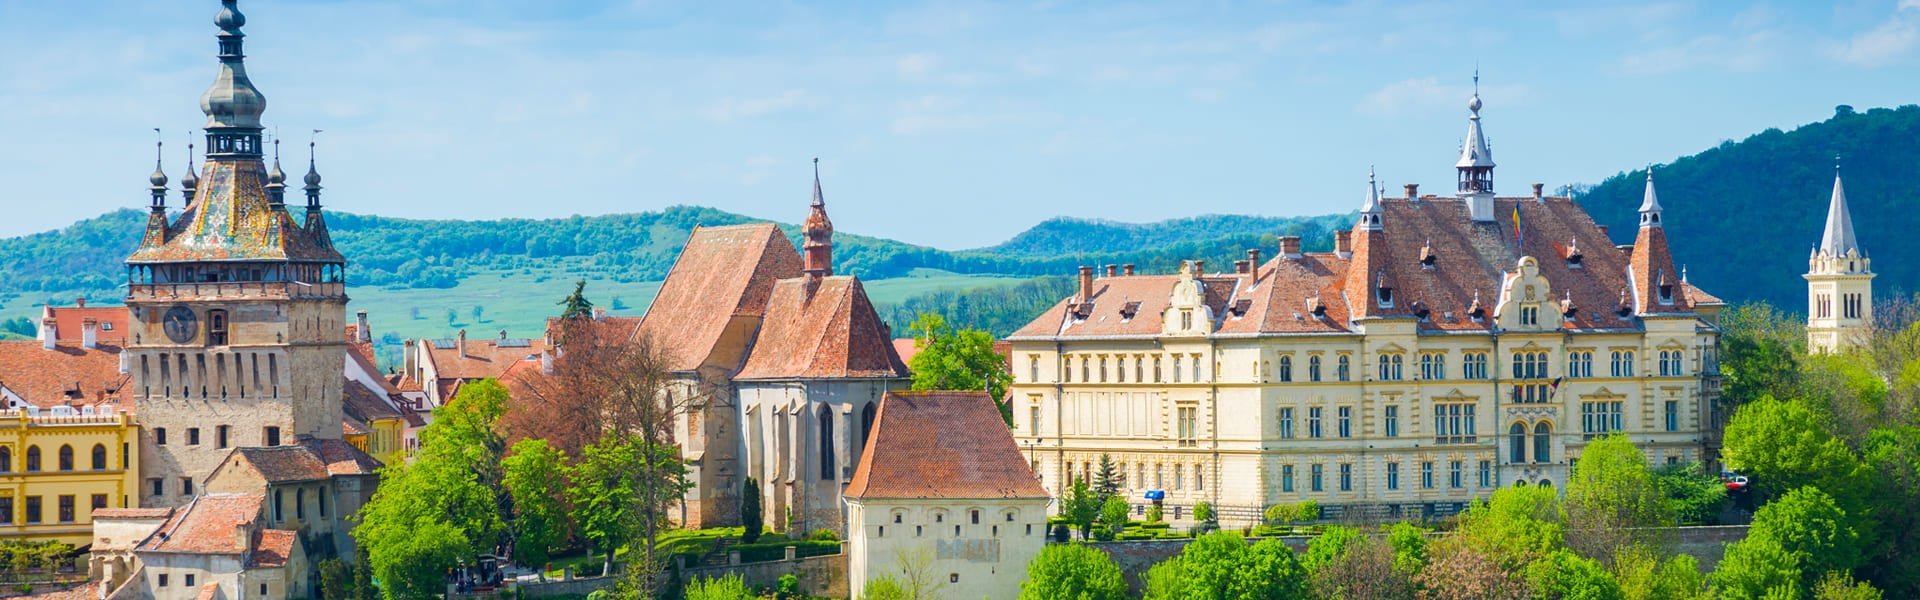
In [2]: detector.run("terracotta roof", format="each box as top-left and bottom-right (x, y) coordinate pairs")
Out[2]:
(0, 341), (129, 407)
(92, 507), (173, 519)
(421, 333), (546, 382)
(1010, 196), (1711, 340)
(496, 356), (542, 385)
(139, 493), (264, 554)
(248, 529), (297, 568)
(892, 339), (920, 366)
(635, 224), (802, 372)
(42, 305), (129, 346)
(17, 582), (100, 600)
(735, 277), (909, 380)
(845, 391), (1047, 500)
(1683, 281), (1723, 306)
(127, 160), (342, 264)
(1629, 223), (1690, 315)
(341, 377), (406, 425)
(194, 583), (219, 600)
(221, 437), (381, 484)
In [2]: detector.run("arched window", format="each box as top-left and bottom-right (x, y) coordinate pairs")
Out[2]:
(1509, 423), (1526, 464)
(25, 446), (41, 472)
(1308, 356), (1322, 382)
(818, 409), (836, 481)
(861, 403), (877, 442)
(1278, 356), (1293, 382)
(1533, 422), (1552, 463)
(57, 445), (73, 471)
(91, 444), (108, 471)
(1337, 355), (1350, 381)
(0, 447), (11, 473)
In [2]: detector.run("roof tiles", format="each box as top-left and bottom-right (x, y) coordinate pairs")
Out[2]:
(845, 391), (1048, 500)
(635, 224), (802, 372)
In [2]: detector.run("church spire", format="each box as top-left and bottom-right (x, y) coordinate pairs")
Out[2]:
(1358, 166), (1383, 231)
(265, 137), (287, 207)
(1638, 166), (1662, 228)
(1820, 159), (1859, 258)
(303, 138), (335, 250)
(802, 158), (834, 284)
(148, 132), (169, 209)
(180, 142), (198, 203)
(1458, 71), (1496, 221)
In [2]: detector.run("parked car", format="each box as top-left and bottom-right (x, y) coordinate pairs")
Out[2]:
(1721, 474), (1750, 492)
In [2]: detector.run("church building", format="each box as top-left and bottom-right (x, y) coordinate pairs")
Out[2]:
(1005, 83), (1725, 524)
(1806, 165), (1874, 354)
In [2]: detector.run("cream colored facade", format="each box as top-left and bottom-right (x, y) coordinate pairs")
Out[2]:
(1806, 171), (1873, 354)
(846, 497), (1049, 600)
(1008, 259), (1723, 526)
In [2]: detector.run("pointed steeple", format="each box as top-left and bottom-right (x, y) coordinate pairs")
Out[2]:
(1638, 167), (1662, 228)
(180, 142), (199, 203)
(1820, 161), (1859, 257)
(148, 133), (170, 208)
(1358, 167), (1384, 231)
(1458, 71), (1496, 221)
(802, 158), (835, 290)
(200, 0), (266, 157)
(303, 139), (335, 251)
(265, 137), (287, 207)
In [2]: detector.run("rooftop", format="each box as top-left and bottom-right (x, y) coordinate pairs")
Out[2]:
(846, 391), (1047, 500)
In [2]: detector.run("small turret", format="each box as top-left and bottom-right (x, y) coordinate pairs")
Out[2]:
(1458, 72), (1496, 221)
(1638, 167), (1662, 228)
(802, 158), (834, 300)
(180, 143), (199, 204)
(1358, 167), (1383, 231)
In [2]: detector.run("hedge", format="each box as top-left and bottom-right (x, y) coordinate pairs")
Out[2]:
(731, 540), (840, 564)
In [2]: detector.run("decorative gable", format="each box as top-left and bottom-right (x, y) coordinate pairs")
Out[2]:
(1162, 261), (1213, 337)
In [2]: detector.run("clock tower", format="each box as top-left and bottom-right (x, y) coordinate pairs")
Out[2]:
(125, 0), (347, 506)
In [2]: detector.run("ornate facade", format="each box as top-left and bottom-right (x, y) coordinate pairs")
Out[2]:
(1005, 89), (1724, 524)
(123, 0), (348, 508)
(1806, 166), (1874, 354)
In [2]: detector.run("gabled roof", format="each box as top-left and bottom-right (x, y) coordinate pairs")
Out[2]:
(341, 377), (406, 425)
(635, 224), (802, 372)
(845, 391), (1047, 500)
(0, 341), (129, 407)
(735, 277), (908, 380)
(217, 438), (381, 485)
(138, 493), (264, 554)
(42, 305), (129, 346)
(247, 529), (298, 568)
(126, 160), (342, 264)
(421, 333), (546, 382)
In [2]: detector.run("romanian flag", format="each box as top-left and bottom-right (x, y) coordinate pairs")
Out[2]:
(1512, 205), (1523, 246)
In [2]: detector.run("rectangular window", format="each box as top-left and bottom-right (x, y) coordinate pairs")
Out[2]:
(216, 425), (229, 449)
(1436, 403), (1477, 444)
(1421, 462), (1434, 489)
(155, 428), (167, 446)
(24, 496), (40, 524)
(1281, 465), (1295, 493)
(1278, 408), (1294, 439)
(1308, 407), (1323, 439)
(1173, 356), (1183, 383)
(149, 478), (163, 497)
(0, 498), (11, 524)
(1029, 406), (1041, 434)
(1385, 405), (1400, 438)
(264, 426), (281, 446)
(181, 478), (194, 497)
(1386, 463), (1400, 490)
(1176, 406), (1198, 448)
(1339, 463), (1353, 492)
(1463, 353), (1489, 380)
(1192, 354), (1202, 382)
(58, 495), (74, 523)
(1449, 461), (1463, 489)
(1337, 407), (1352, 438)
(1174, 464), (1184, 490)
(187, 427), (201, 446)
(1581, 401), (1626, 439)
(1665, 400), (1679, 432)
(91, 494), (107, 513)
(1478, 460), (1492, 488)
(1154, 356), (1163, 382)
(1029, 356), (1039, 383)
(159, 574), (168, 588)
(1310, 464), (1324, 492)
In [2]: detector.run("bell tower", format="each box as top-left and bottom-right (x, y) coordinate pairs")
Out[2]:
(1457, 73), (1497, 222)
(124, 0), (347, 507)
(1806, 163), (1873, 354)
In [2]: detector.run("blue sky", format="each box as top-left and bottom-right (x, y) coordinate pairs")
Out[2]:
(3, 1), (1919, 250)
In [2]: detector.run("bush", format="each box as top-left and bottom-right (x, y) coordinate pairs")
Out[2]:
(1264, 500), (1319, 526)
(741, 478), (764, 544)
(1053, 524), (1071, 543)
(732, 540), (840, 563)
(684, 574), (752, 600)
(774, 573), (801, 599)
(1093, 526), (1117, 542)
(1146, 503), (1163, 523)
(1117, 532), (1156, 541)
(806, 528), (840, 542)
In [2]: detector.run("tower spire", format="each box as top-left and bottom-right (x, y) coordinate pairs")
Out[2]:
(1458, 71), (1496, 221)
(802, 158), (835, 296)
(1638, 165), (1662, 228)
(265, 136), (287, 207)
(148, 130), (169, 209)
(1358, 166), (1383, 231)
(200, 0), (266, 158)
(180, 141), (198, 203)
(1820, 156), (1859, 257)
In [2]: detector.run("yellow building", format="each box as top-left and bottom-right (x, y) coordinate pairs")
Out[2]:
(1005, 91), (1723, 525)
(0, 306), (142, 545)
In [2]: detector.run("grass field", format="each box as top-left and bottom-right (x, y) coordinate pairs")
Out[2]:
(0, 268), (1029, 368)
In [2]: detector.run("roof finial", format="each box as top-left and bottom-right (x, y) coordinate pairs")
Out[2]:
(304, 130), (324, 190)
(811, 157), (824, 208)
(148, 129), (169, 190)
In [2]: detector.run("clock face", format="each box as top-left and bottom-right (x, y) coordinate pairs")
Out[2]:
(162, 306), (198, 344)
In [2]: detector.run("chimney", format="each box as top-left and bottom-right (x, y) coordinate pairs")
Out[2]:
(540, 350), (554, 375)
(456, 329), (467, 357)
(592, 307), (607, 320)
(1279, 236), (1301, 259)
(499, 329), (508, 341)
(81, 318), (98, 350)
(1234, 260), (1250, 274)
(1122, 264), (1135, 276)
(40, 318), (56, 351)
(1076, 266), (1094, 304)
(1335, 231), (1352, 258)
(355, 310), (371, 343)
(1404, 184), (1419, 199)
(1104, 265), (1117, 278)
(1532, 183), (1545, 201)
(402, 339), (418, 380)
(75, 298), (85, 308)
(235, 525), (248, 552)
(1248, 248), (1262, 267)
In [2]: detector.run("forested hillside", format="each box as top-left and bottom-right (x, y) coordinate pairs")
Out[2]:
(1581, 104), (1920, 309)
(979, 214), (1351, 255)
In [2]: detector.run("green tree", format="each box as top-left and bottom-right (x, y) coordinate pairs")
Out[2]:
(683, 574), (752, 600)
(1099, 496), (1130, 536)
(1385, 522), (1428, 575)
(1746, 487), (1862, 590)
(861, 574), (910, 600)
(1653, 461), (1729, 525)
(1091, 454), (1123, 500)
(1144, 532), (1308, 600)
(1614, 549), (1706, 600)
(1714, 537), (1802, 600)
(1304, 525), (1363, 574)
(1525, 549), (1623, 600)
(501, 439), (570, 572)
(356, 380), (510, 600)
(1565, 434), (1675, 564)
(1812, 572), (1884, 600)
(1719, 303), (1806, 405)
(741, 477), (764, 544)
(1061, 478), (1100, 539)
(906, 313), (1013, 424)
(1193, 501), (1216, 531)
(1308, 534), (1417, 600)
(559, 280), (594, 319)
(566, 435), (655, 574)
(1018, 543), (1130, 600)
(318, 558), (354, 600)
(1453, 485), (1565, 570)
(1723, 397), (1871, 506)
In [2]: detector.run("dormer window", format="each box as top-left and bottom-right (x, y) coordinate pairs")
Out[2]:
(1412, 302), (1431, 322)
(1119, 301), (1141, 320)
(1377, 286), (1393, 306)
(1617, 304), (1633, 318)
(1229, 299), (1252, 318)
(1658, 284), (1674, 305)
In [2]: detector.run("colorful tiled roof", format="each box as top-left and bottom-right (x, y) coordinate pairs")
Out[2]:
(138, 493), (264, 554)
(635, 224), (802, 372)
(1010, 196), (1709, 340)
(127, 160), (343, 264)
(845, 391), (1047, 500)
(735, 277), (909, 380)
(0, 341), (129, 407)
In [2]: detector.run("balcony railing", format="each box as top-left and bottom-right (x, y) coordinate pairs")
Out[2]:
(128, 281), (346, 301)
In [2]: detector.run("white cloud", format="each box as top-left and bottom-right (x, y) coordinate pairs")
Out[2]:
(1617, 31), (1782, 75)
(698, 90), (813, 123)
(1355, 77), (1530, 117)
(1828, 3), (1920, 67)
(897, 53), (935, 78)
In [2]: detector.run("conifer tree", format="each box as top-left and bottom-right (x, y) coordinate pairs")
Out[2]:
(1092, 454), (1123, 501)
(558, 280), (594, 319)
(741, 477), (764, 544)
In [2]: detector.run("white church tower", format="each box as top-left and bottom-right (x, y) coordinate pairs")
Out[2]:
(1457, 73), (1496, 221)
(1806, 163), (1873, 353)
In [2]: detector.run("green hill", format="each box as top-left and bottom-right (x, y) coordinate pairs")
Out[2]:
(1580, 104), (1920, 310)
(979, 214), (1352, 255)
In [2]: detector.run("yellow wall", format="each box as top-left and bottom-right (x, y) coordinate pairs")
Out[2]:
(0, 412), (140, 546)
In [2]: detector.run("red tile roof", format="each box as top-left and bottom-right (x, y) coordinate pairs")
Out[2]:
(735, 277), (909, 380)
(845, 391), (1047, 500)
(248, 529), (298, 568)
(17, 582), (100, 600)
(43, 305), (129, 346)
(139, 493), (264, 554)
(1010, 196), (1710, 340)
(422, 333), (547, 382)
(0, 341), (129, 407)
(635, 224), (802, 372)
(219, 437), (381, 484)
(193, 583), (219, 600)
(892, 339), (920, 366)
